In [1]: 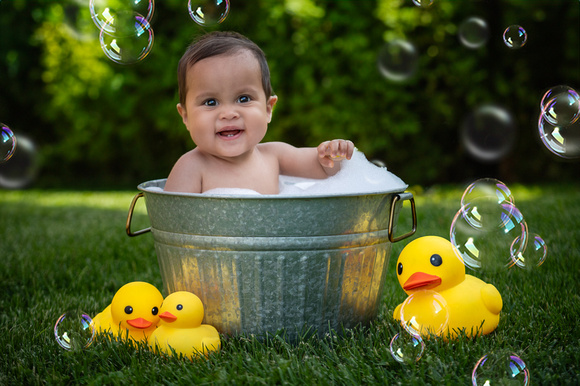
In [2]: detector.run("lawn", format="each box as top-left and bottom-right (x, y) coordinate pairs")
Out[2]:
(1, 184), (579, 384)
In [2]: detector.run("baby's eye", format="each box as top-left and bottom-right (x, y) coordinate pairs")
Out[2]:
(237, 95), (251, 103)
(204, 99), (217, 107)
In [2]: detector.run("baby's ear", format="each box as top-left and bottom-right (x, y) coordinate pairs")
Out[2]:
(176, 103), (188, 125)
(266, 95), (278, 123)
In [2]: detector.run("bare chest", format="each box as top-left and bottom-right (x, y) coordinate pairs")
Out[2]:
(200, 156), (280, 194)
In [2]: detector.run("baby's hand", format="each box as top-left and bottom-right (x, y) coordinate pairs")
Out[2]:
(317, 139), (354, 168)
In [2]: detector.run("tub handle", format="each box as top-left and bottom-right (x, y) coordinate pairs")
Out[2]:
(126, 192), (151, 237)
(388, 193), (417, 243)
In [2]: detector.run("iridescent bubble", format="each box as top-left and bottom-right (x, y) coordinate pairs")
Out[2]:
(461, 105), (516, 162)
(389, 331), (425, 365)
(458, 17), (489, 49)
(188, 0), (230, 26)
(412, 0), (433, 8)
(472, 351), (530, 385)
(377, 39), (419, 82)
(538, 113), (580, 159)
(450, 200), (528, 271)
(540, 85), (577, 109)
(99, 13), (154, 65)
(510, 233), (547, 270)
(461, 178), (514, 209)
(541, 88), (580, 127)
(0, 134), (38, 189)
(399, 290), (450, 338)
(1, 124), (17, 163)
(54, 311), (95, 351)
(90, 0), (155, 35)
(503, 25), (527, 49)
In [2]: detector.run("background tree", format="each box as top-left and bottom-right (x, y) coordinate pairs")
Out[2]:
(0, 0), (578, 188)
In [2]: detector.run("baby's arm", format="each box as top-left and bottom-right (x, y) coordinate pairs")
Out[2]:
(265, 139), (354, 179)
(164, 151), (203, 193)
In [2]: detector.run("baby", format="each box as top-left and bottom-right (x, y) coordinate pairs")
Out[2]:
(164, 31), (354, 194)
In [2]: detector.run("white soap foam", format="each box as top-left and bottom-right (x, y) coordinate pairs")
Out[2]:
(278, 150), (407, 196)
(204, 187), (261, 196)
(146, 150), (407, 196)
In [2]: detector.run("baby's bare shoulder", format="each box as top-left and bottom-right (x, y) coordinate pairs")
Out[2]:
(258, 141), (296, 156)
(165, 150), (205, 193)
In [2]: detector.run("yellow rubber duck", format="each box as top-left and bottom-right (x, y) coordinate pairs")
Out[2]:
(393, 236), (502, 339)
(92, 281), (163, 343)
(148, 291), (221, 359)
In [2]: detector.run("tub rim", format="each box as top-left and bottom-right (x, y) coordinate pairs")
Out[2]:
(127, 178), (417, 242)
(137, 178), (410, 200)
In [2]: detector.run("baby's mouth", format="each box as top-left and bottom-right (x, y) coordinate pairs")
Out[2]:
(217, 128), (243, 138)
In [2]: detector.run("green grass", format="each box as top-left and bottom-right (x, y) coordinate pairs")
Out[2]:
(1, 185), (579, 385)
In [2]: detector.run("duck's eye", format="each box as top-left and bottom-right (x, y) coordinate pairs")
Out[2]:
(397, 262), (403, 275)
(151, 306), (159, 316)
(124, 306), (133, 314)
(176, 304), (183, 311)
(430, 254), (442, 267)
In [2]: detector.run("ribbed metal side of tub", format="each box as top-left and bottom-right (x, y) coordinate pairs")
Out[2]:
(138, 179), (408, 340)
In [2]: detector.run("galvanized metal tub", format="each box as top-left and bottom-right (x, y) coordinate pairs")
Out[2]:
(126, 178), (416, 340)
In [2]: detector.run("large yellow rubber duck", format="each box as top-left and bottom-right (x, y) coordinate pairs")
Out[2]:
(92, 281), (163, 343)
(148, 291), (221, 359)
(393, 236), (502, 339)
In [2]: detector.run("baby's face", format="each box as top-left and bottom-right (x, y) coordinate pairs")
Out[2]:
(177, 50), (277, 160)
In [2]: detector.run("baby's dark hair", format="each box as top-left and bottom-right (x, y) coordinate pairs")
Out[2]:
(177, 31), (273, 106)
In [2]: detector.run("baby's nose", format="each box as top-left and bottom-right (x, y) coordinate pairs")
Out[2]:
(219, 105), (240, 120)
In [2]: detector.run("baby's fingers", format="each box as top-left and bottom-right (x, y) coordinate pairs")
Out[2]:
(317, 140), (354, 168)
(341, 140), (354, 160)
(317, 141), (332, 158)
(328, 140), (354, 160)
(318, 156), (335, 168)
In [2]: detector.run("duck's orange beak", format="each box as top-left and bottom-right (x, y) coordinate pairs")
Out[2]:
(159, 311), (177, 322)
(126, 317), (153, 329)
(403, 272), (441, 291)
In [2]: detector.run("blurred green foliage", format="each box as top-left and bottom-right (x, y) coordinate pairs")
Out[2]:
(0, 0), (578, 188)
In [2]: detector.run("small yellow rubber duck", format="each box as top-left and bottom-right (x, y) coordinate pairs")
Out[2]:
(92, 281), (163, 343)
(393, 236), (503, 339)
(148, 291), (221, 359)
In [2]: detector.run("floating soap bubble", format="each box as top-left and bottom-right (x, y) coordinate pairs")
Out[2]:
(188, 0), (230, 26)
(399, 290), (449, 337)
(1, 124), (17, 163)
(461, 105), (516, 162)
(538, 113), (580, 159)
(461, 178), (514, 209)
(90, 0), (155, 35)
(472, 351), (530, 385)
(458, 17), (489, 49)
(450, 200), (528, 271)
(0, 134), (38, 189)
(54, 311), (95, 351)
(412, 0), (433, 8)
(503, 25), (527, 49)
(377, 39), (419, 82)
(510, 233), (547, 270)
(99, 13), (154, 65)
(541, 87), (580, 127)
(540, 85), (577, 110)
(389, 331), (425, 365)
